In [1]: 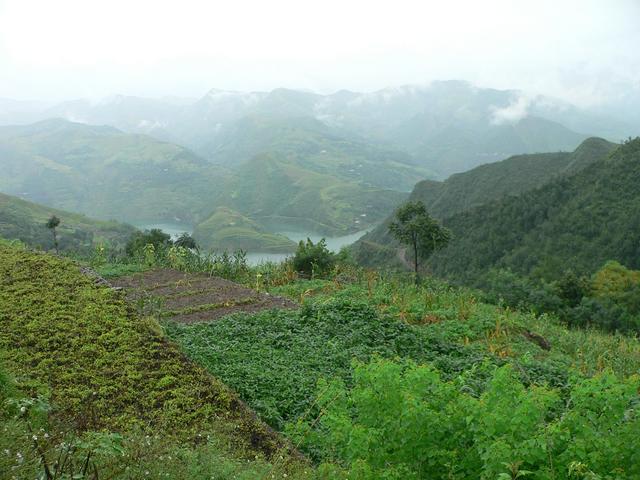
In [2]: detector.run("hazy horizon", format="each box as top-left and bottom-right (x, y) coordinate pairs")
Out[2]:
(1, 0), (639, 111)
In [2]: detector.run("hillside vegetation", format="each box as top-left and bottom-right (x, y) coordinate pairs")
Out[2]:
(0, 191), (135, 252)
(0, 119), (228, 225)
(0, 118), (411, 245)
(354, 137), (617, 268)
(162, 266), (640, 479)
(0, 242), (307, 478)
(212, 152), (407, 235)
(4, 232), (640, 478)
(430, 137), (640, 284)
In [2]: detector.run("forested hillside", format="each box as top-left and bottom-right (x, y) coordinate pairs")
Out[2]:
(0, 191), (135, 251)
(430, 137), (640, 284)
(354, 137), (616, 267)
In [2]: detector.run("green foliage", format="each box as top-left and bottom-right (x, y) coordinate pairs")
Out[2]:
(354, 137), (615, 270)
(389, 201), (451, 274)
(295, 359), (640, 479)
(292, 238), (336, 277)
(429, 138), (640, 285)
(125, 228), (172, 257)
(166, 268), (639, 438)
(174, 232), (198, 249)
(483, 263), (640, 334)
(0, 244), (302, 474)
(591, 261), (640, 314)
(45, 214), (60, 230)
(165, 300), (430, 430)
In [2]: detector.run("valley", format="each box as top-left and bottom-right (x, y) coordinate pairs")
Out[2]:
(3, 2), (640, 478)
(2, 81), (639, 480)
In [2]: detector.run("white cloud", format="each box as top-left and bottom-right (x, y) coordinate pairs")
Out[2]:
(490, 95), (532, 125)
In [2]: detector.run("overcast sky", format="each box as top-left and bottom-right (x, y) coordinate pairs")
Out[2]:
(1, 0), (639, 106)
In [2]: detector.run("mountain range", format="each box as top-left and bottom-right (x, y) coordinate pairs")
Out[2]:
(0, 80), (637, 253)
(5, 80), (632, 178)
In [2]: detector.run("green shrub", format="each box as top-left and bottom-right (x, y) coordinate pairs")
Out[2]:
(293, 358), (640, 479)
(293, 238), (335, 277)
(125, 228), (172, 257)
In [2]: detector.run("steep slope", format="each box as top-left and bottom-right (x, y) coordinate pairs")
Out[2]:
(430, 138), (640, 284)
(0, 118), (407, 246)
(0, 243), (306, 477)
(354, 137), (617, 267)
(0, 119), (228, 224)
(0, 191), (136, 251)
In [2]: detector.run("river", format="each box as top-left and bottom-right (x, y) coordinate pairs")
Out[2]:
(135, 222), (373, 266)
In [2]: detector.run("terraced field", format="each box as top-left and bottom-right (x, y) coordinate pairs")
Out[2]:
(112, 268), (297, 323)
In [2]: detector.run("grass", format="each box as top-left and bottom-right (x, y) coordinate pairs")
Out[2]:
(4, 235), (640, 478)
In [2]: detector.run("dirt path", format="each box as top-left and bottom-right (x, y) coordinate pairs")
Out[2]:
(112, 269), (297, 323)
(396, 247), (413, 271)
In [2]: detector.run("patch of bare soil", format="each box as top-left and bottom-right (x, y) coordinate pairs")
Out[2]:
(111, 269), (297, 323)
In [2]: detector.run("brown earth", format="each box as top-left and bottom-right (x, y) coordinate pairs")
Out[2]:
(112, 268), (297, 323)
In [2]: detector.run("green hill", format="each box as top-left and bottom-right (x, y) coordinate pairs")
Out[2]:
(0, 118), (410, 249)
(209, 152), (408, 235)
(430, 137), (640, 285)
(0, 191), (135, 251)
(353, 137), (616, 268)
(0, 119), (228, 224)
(207, 115), (430, 191)
(193, 207), (296, 253)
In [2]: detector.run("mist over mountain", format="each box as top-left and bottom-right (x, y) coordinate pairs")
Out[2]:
(5, 80), (634, 178)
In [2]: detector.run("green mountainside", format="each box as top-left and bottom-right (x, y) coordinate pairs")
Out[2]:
(206, 115), (430, 190)
(210, 152), (407, 235)
(0, 119), (228, 225)
(0, 119), (411, 249)
(39, 82), (607, 178)
(0, 191), (135, 251)
(353, 137), (616, 268)
(429, 137), (640, 285)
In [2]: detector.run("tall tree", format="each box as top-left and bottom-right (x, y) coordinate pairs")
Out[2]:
(389, 201), (451, 281)
(46, 215), (61, 254)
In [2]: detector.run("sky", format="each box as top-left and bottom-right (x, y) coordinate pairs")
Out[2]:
(1, 0), (639, 106)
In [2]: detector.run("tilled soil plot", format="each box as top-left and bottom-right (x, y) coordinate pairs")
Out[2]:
(112, 269), (297, 323)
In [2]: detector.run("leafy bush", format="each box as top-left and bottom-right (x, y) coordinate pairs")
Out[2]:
(292, 359), (640, 480)
(125, 228), (172, 257)
(293, 238), (335, 277)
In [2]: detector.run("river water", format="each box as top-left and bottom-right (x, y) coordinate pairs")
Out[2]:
(135, 222), (373, 266)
